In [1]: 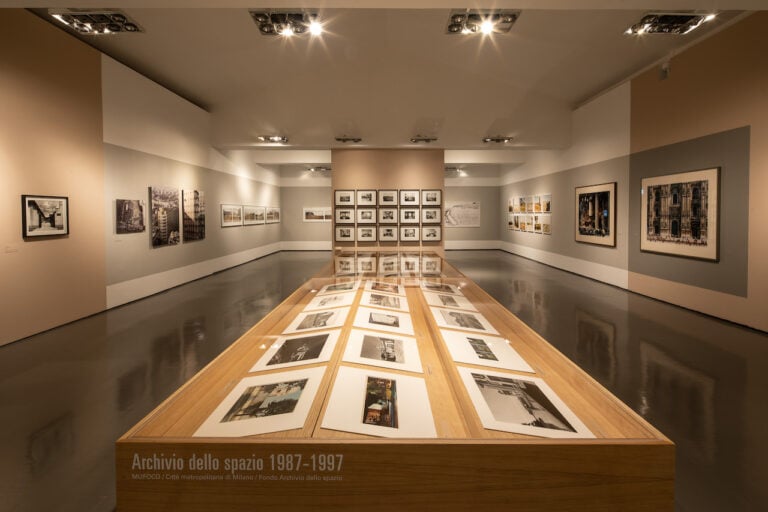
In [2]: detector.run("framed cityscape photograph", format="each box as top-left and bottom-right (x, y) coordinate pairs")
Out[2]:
(379, 226), (398, 242)
(220, 204), (243, 227)
(335, 208), (355, 224)
(357, 226), (377, 242)
(421, 189), (441, 206)
(421, 207), (441, 224)
(115, 199), (144, 234)
(334, 190), (355, 206)
(400, 226), (419, 242)
(421, 226), (441, 242)
(335, 226), (355, 242)
(399, 189), (420, 206)
(182, 190), (205, 242)
(400, 208), (419, 224)
(343, 329), (423, 373)
(575, 182), (616, 247)
(302, 207), (332, 223)
(150, 186), (180, 246)
(378, 207), (398, 224)
(641, 168), (719, 261)
(378, 189), (398, 206)
(265, 207), (280, 224)
(22, 195), (69, 238)
(243, 205), (266, 225)
(356, 208), (377, 224)
(356, 189), (377, 206)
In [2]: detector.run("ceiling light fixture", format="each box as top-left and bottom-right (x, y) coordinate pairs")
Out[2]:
(446, 10), (520, 35)
(249, 10), (322, 37)
(257, 135), (288, 144)
(625, 12), (716, 35)
(335, 136), (362, 143)
(410, 136), (438, 144)
(308, 166), (331, 173)
(49, 9), (142, 35)
(482, 136), (514, 143)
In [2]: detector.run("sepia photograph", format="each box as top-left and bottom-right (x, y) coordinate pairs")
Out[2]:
(458, 368), (593, 438)
(195, 367), (325, 437)
(430, 306), (499, 335)
(356, 189), (377, 206)
(378, 189), (398, 206)
(150, 187), (181, 246)
(361, 291), (409, 312)
(343, 329), (423, 373)
(575, 182), (615, 246)
(541, 214), (552, 235)
(366, 279), (405, 296)
(421, 189), (442, 206)
(399, 189), (420, 206)
(422, 291), (477, 311)
(440, 330), (534, 373)
(243, 205), (266, 225)
(357, 227), (377, 242)
(378, 207), (398, 224)
(335, 226), (355, 242)
(533, 195), (542, 212)
(115, 199), (144, 234)
(400, 226), (419, 242)
(444, 201), (481, 227)
(283, 307), (350, 334)
(182, 189), (205, 242)
(304, 291), (356, 311)
(321, 367), (436, 438)
(400, 208), (419, 224)
(302, 207), (332, 222)
(379, 226), (398, 242)
(525, 196), (534, 213)
(541, 194), (552, 213)
(334, 190), (355, 206)
(265, 207), (280, 224)
(354, 306), (414, 335)
(220, 203), (242, 228)
(316, 280), (360, 296)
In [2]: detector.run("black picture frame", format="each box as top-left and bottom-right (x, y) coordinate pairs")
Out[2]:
(22, 194), (69, 238)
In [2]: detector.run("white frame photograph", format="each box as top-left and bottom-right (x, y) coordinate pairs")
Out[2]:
(421, 207), (441, 224)
(265, 207), (280, 224)
(321, 366), (436, 438)
(422, 291), (477, 311)
(400, 226), (419, 242)
(430, 306), (499, 335)
(303, 291), (357, 311)
(420, 280), (462, 296)
(378, 207), (398, 224)
(421, 255), (442, 275)
(335, 207), (355, 224)
(421, 189), (442, 206)
(243, 205), (266, 225)
(378, 254), (399, 275)
(399, 255), (420, 274)
(250, 330), (342, 371)
(283, 307), (350, 334)
(365, 280), (405, 296)
(457, 367), (593, 439)
(399, 189), (420, 206)
(194, 366), (326, 437)
(378, 189), (398, 206)
(343, 329), (423, 373)
(353, 306), (414, 335)
(360, 291), (410, 312)
(356, 208), (377, 224)
(335, 226), (355, 242)
(334, 190), (355, 206)
(440, 330), (534, 373)
(302, 207), (331, 223)
(316, 280), (361, 296)
(357, 255), (377, 274)
(378, 226), (398, 242)
(220, 204), (243, 227)
(421, 226), (441, 242)
(334, 255), (356, 276)
(399, 208), (419, 224)
(356, 189), (377, 206)
(357, 226), (377, 242)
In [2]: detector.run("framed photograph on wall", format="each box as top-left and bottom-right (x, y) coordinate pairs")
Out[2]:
(220, 204), (243, 227)
(335, 208), (355, 224)
(378, 190), (398, 206)
(116, 199), (145, 234)
(356, 190), (377, 206)
(379, 226), (398, 242)
(400, 208), (419, 224)
(22, 195), (69, 237)
(400, 226), (419, 242)
(335, 226), (355, 242)
(399, 189), (420, 206)
(421, 226), (442, 242)
(421, 207), (441, 224)
(335, 190), (355, 206)
(575, 182), (615, 247)
(182, 190), (205, 242)
(356, 208), (377, 224)
(378, 207), (398, 224)
(150, 186), (181, 246)
(542, 194), (552, 213)
(243, 205), (266, 225)
(302, 207), (332, 222)
(444, 201), (480, 228)
(641, 168), (719, 261)
(265, 207), (281, 224)
(422, 189), (441, 206)
(357, 226), (377, 242)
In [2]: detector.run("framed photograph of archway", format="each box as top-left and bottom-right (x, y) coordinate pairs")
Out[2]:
(22, 195), (69, 237)
(575, 182), (615, 247)
(641, 168), (719, 261)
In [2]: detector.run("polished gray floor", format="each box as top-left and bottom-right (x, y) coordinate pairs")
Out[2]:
(1, 250), (766, 511)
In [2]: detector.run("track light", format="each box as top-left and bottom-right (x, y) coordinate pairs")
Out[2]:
(49, 9), (142, 35)
(335, 136), (362, 143)
(257, 135), (288, 143)
(482, 136), (513, 144)
(625, 12), (716, 35)
(308, 166), (331, 173)
(250, 11), (322, 37)
(446, 10), (520, 35)
(410, 136), (438, 144)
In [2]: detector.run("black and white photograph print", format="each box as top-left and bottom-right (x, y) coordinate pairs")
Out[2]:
(22, 194), (70, 238)
(302, 207), (332, 222)
(422, 226), (441, 242)
(421, 207), (441, 224)
(357, 226), (377, 242)
(115, 199), (144, 234)
(420, 280), (462, 296)
(422, 291), (477, 311)
(335, 226), (355, 242)
(182, 189), (205, 242)
(354, 306), (414, 335)
(356, 189), (377, 206)
(251, 330), (341, 371)
(335, 207), (355, 224)
(399, 208), (419, 224)
(378, 207), (398, 224)
(400, 254), (420, 274)
(150, 186), (181, 246)
(343, 329), (423, 373)
(265, 207), (280, 224)
(321, 366), (436, 438)
(399, 189), (420, 206)
(334, 255), (356, 276)
(379, 226), (398, 242)
(304, 291), (356, 311)
(316, 280), (361, 296)
(283, 307), (350, 334)
(220, 203), (243, 228)
(421, 255), (442, 276)
(365, 280), (405, 296)
(400, 226), (419, 242)
(430, 306), (499, 335)
(576, 182), (615, 246)
(641, 168), (719, 261)
(378, 189), (398, 206)
(378, 254), (399, 275)
(357, 208), (377, 224)
(440, 330), (534, 373)
(334, 189), (355, 206)
(195, 367), (325, 437)
(361, 291), (409, 312)
(243, 205), (266, 225)
(458, 368), (593, 439)
(421, 189), (442, 206)
(357, 255), (377, 274)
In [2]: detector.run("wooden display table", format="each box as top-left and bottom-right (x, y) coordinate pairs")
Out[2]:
(116, 250), (673, 511)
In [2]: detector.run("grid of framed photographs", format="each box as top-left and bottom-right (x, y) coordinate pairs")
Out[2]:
(221, 204), (279, 227)
(334, 189), (442, 242)
(331, 252), (444, 278)
(507, 194), (551, 235)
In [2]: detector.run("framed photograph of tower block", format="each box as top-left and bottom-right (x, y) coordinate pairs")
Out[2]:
(641, 168), (719, 261)
(575, 182), (615, 247)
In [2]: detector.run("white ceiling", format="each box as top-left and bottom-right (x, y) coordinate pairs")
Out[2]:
(21, 1), (760, 166)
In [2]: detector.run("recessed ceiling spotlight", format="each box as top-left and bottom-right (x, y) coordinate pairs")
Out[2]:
(49, 9), (142, 35)
(257, 135), (288, 143)
(410, 136), (438, 144)
(249, 10), (322, 37)
(308, 166), (331, 173)
(446, 10), (520, 35)
(335, 136), (362, 143)
(482, 136), (513, 143)
(625, 12), (716, 35)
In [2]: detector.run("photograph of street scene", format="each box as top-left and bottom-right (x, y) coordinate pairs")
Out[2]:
(221, 379), (308, 422)
(360, 334), (406, 363)
(267, 334), (329, 366)
(467, 337), (498, 361)
(362, 377), (398, 428)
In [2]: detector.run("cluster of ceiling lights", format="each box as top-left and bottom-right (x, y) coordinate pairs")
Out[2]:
(49, 9), (141, 34)
(446, 10), (520, 35)
(249, 11), (323, 36)
(256, 135), (513, 145)
(625, 12), (716, 35)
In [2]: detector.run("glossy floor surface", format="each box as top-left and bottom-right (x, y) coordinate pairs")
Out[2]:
(1, 250), (766, 511)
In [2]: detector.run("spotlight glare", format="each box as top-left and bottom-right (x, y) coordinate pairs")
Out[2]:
(309, 20), (323, 35)
(480, 19), (494, 34)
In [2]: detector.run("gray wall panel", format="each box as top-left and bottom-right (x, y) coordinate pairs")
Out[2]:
(280, 187), (332, 242)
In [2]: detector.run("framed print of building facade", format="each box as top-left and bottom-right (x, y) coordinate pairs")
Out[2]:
(575, 182), (615, 247)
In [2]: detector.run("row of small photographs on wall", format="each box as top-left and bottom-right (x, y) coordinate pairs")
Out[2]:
(336, 226), (441, 242)
(336, 207), (442, 224)
(335, 189), (442, 207)
(221, 204), (280, 227)
(335, 253), (442, 276)
(508, 213), (552, 235)
(508, 194), (552, 214)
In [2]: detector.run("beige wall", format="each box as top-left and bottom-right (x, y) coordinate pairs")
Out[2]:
(629, 12), (768, 332)
(0, 10), (106, 346)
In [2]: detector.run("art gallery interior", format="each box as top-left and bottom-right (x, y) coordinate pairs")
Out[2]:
(1, 1), (768, 511)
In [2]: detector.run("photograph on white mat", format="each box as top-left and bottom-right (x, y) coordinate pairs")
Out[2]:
(343, 329), (423, 374)
(321, 366), (436, 438)
(304, 291), (357, 312)
(360, 291), (410, 312)
(316, 281), (361, 296)
(251, 330), (342, 372)
(430, 306), (498, 335)
(283, 307), (350, 334)
(353, 306), (414, 335)
(421, 280), (463, 296)
(440, 330), (534, 373)
(422, 291), (477, 311)
(457, 367), (593, 439)
(364, 280), (405, 296)
(194, 366), (325, 437)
